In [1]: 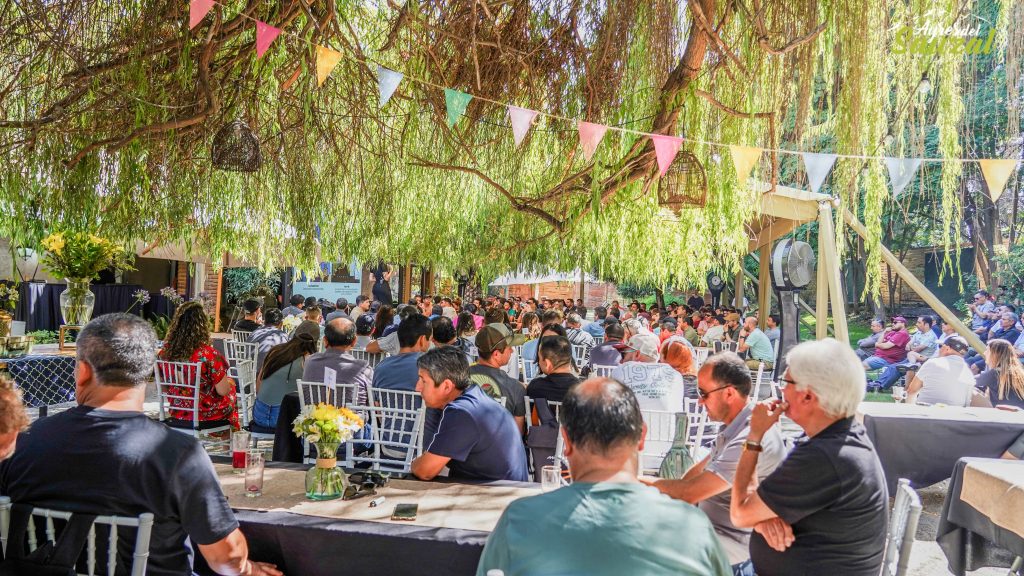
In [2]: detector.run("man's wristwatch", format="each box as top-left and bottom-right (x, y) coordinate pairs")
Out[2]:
(742, 440), (763, 452)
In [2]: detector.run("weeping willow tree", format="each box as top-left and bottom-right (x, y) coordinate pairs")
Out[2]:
(0, 0), (1013, 289)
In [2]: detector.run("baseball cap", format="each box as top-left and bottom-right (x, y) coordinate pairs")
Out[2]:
(625, 332), (661, 360)
(355, 313), (375, 334)
(944, 336), (969, 354)
(475, 323), (528, 356)
(892, 316), (907, 324)
(370, 301), (382, 313)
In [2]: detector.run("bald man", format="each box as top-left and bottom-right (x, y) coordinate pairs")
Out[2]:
(302, 317), (374, 406)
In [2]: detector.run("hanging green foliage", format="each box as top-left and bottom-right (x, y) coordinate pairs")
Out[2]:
(0, 0), (1010, 292)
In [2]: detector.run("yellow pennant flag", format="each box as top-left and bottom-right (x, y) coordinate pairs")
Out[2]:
(316, 45), (343, 87)
(729, 145), (763, 185)
(978, 159), (1019, 203)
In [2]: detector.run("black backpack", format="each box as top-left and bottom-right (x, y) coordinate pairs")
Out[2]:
(526, 398), (561, 482)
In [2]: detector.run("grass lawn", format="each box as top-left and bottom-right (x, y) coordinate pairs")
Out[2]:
(798, 312), (873, 347)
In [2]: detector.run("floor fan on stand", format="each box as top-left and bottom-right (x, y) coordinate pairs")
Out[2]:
(771, 239), (816, 375)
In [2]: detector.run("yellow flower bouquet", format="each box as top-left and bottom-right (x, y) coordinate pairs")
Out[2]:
(39, 231), (134, 326)
(293, 403), (365, 500)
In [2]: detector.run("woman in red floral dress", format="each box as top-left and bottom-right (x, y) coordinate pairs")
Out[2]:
(159, 301), (239, 429)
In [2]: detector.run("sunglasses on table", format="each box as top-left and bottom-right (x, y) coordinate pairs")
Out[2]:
(343, 481), (378, 501)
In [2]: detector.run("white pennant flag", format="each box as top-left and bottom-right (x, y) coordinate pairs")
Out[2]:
(507, 105), (539, 147)
(377, 66), (403, 107)
(801, 152), (838, 194)
(884, 157), (922, 198)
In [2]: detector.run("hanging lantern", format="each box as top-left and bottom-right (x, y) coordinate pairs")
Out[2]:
(211, 119), (262, 172)
(658, 150), (708, 214)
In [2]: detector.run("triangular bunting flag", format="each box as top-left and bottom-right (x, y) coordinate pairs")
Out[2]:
(978, 159), (1019, 203)
(507, 106), (539, 147)
(377, 66), (403, 107)
(189, 0), (215, 29)
(578, 121), (608, 162)
(444, 88), (473, 128)
(801, 152), (838, 194)
(255, 21), (282, 59)
(729, 145), (763, 185)
(651, 135), (683, 177)
(315, 46), (343, 87)
(884, 157), (922, 198)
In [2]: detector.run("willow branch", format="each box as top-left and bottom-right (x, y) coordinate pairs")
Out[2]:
(688, 0), (747, 75)
(748, 0), (825, 56)
(409, 155), (565, 231)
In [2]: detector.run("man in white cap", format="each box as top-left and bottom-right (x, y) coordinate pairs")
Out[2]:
(611, 332), (686, 414)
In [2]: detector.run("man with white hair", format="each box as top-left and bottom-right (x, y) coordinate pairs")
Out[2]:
(729, 339), (888, 576)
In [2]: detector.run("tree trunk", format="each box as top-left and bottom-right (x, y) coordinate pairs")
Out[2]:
(655, 287), (666, 310)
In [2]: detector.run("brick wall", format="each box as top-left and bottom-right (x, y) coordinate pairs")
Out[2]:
(502, 281), (619, 309)
(879, 249), (927, 309)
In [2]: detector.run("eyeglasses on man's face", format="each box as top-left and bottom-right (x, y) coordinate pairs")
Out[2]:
(777, 377), (798, 389)
(697, 384), (733, 400)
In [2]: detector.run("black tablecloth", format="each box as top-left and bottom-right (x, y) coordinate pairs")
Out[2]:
(193, 460), (493, 576)
(273, 392), (304, 463)
(936, 457), (1024, 575)
(16, 282), (146, 331)
(3, 355), (76, 407)
(861, 406), (1024, 493)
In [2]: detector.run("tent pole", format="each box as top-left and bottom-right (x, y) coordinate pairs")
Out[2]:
(818, 202), (849, 343)
(758, 244), (771, 329)
(816, 212), (830, 340)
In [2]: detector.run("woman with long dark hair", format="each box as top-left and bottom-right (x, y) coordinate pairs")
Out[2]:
(976, 339), (1024, 409)
(374, 305), (396, 338)
(252, 321), (321, 427)
(159, 301), (238, 429)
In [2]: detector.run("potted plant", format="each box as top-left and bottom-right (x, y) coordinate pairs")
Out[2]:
(293, 403), (364, 500)
(0, 282), (18, 338)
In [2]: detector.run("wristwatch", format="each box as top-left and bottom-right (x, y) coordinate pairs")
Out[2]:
(742, 440), (763, 452)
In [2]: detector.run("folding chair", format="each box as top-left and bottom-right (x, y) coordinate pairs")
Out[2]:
(570, 344), (591, 368)
(694, 347), (711, 368)
(347, 404), (425, 473)
(154, 360), (231, 447)
(882, 478), (923, 576)
(749, 363), (766, 401)
(350, 348), (387, 368)
(591, 364), (617, 378)
(524, 396), (562, 431)
(639, 409), (681, 476)
(683, 397), (714, 460)
(520, 357), (539, 382)
(0, 496), (155, 576)
(229, 359), (257, 429)
(224, 340), (258, 369)
(230, 329), (253, 343)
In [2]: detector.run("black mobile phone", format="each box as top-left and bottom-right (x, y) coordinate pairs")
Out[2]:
(391, 503), (418, 521)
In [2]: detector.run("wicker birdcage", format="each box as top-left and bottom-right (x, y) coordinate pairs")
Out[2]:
(658, 150), (707, 213)
(211, 119), (262, 173)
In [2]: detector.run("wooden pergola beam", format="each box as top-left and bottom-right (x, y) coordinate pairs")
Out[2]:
(843, 208), (985, 353)
(818, 202), (848, 343)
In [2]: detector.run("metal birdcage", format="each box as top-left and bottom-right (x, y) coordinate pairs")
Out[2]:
(658, 150), (708, 213)
(211, 119), (262, 173)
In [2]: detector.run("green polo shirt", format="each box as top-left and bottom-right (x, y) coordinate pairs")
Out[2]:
(477, 482), (731, 576)
(745, 328), (775, 363)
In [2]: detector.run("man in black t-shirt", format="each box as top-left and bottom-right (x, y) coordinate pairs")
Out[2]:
(468, 323), (528, 435)
(730, 338), (888, 576)
(232, 297), (263, 332)
(526, 335), (581, 403)
(0, 314), (280, 576)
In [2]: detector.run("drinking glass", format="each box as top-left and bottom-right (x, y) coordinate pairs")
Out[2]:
(541, 465), (560, 493)
(245, 450), (264, 498)
(892, 385), (906, 403)
(231, 431), (251, 474)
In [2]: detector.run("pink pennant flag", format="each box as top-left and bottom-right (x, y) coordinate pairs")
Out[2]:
(507, 106), (539, 147)
(578, 121), (608, 162)
(255, 21), (282, 59)
(189, 0), (215, 29)
(651, 134), (684, 177)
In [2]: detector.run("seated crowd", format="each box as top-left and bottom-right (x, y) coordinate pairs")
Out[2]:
(857, 288), (1024, 410)
(0, 289), (917, 576)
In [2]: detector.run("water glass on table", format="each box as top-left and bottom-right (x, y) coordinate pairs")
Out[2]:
(245, 450), (265, 498)
(231, 431), (251, 474)
(541, 465), (561, 492)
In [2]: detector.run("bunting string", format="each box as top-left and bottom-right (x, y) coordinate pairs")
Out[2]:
(190, 0), (1020, 198)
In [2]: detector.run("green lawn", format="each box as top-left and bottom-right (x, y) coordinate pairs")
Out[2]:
(798, 312), (873, 348)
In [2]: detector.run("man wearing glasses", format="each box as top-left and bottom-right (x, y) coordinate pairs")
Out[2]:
(648, 352), (786, 576)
